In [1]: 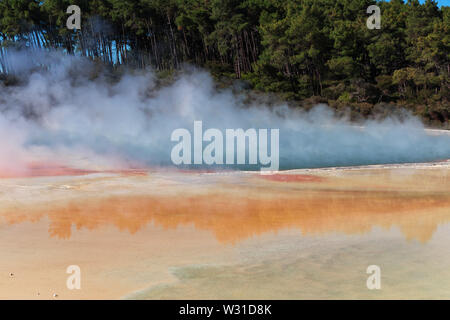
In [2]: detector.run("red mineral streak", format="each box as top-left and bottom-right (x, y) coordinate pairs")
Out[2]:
(0, 163), (149, 178)
(0, 164), (94, 178)
(260, 174), (324, 183)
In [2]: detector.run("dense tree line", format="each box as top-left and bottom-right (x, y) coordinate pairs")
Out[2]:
(0, 0), (449, 126)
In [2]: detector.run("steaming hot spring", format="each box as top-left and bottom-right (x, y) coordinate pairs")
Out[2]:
(1, 51), (450, 299)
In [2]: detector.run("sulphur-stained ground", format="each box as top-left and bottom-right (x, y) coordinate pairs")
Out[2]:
(0, 161), (450, 299)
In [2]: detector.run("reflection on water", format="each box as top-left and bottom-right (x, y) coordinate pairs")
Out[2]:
(1, 168), (450, 244)
(1, 167), (450, 299)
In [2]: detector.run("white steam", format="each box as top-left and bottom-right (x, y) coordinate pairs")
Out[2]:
(0, 49), (449, 174)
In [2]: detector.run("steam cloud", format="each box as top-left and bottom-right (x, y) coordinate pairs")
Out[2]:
(1, 49), (450, 175)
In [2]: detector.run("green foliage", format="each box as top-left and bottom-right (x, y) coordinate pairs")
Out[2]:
(0, 0), (448, 126)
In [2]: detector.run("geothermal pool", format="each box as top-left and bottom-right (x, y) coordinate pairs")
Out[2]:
(1, 162), (450, 299)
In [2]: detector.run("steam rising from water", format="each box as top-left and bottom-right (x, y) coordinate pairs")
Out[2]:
(1, 49), (449, 175)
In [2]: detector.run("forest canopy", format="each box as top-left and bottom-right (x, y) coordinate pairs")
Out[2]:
(0, 0), (449, 127)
